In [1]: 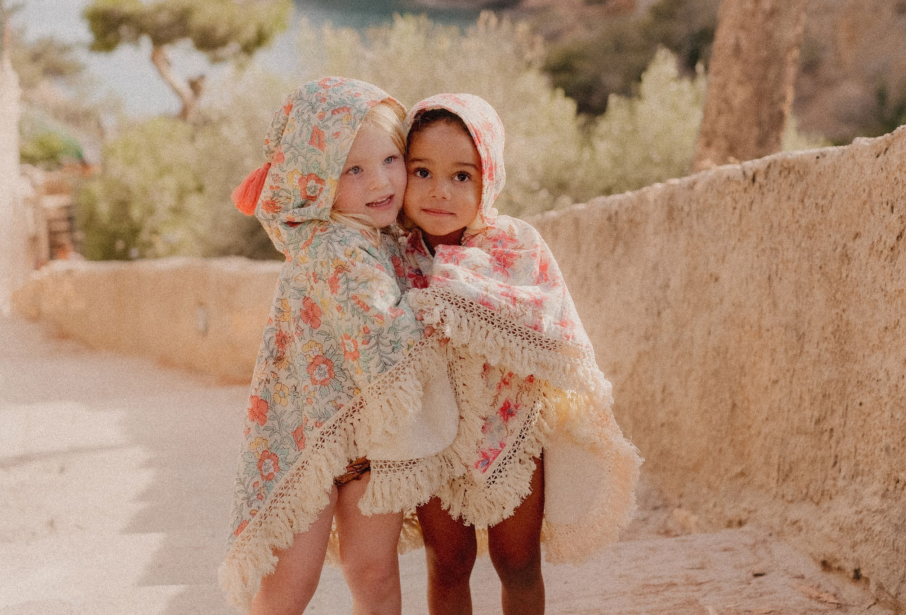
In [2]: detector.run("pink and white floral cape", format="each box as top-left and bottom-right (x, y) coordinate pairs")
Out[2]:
(397, 93), (643, 563)
(219, 78), (458, 610)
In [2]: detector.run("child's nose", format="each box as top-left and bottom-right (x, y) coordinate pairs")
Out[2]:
(429, 180), (450, 199)
(370, 167), (391, 191)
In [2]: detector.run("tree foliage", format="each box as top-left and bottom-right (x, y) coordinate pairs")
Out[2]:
(84, 0), (292, 120)
(543, 0), (719, 115)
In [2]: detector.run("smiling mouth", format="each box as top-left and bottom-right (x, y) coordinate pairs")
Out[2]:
(368, 195), (394, 208)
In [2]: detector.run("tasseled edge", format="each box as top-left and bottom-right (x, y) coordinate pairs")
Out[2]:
(438, 381), (549, 528)
(218, 337), (447, 611)
(408, 288), (612, 398)
(232, 162), (272, 215)
(360, 348), (488, 516)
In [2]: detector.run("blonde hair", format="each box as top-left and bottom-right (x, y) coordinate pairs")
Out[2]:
(330, 100), (407, 245)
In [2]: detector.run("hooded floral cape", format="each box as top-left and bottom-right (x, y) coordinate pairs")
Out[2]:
(219, 78), (455, 610)
(398, 93), (643, 563)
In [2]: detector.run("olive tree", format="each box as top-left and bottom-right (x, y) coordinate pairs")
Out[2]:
(84, 0), (292, 121)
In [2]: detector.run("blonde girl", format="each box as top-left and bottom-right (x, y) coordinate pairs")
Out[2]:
(220, 78), (457, 615)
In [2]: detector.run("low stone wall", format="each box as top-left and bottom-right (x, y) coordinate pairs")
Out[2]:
(13, 257), (280, 383)
(13, 127), (906, 608)
(533, 127), (906, 608)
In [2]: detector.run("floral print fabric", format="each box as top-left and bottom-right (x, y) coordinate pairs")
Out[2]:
(220, 78), (445, 610)
(401, 93), (643, 561)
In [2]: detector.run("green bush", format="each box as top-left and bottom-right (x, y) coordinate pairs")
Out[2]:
(296, 12), (585, 216)
(76, 69), (290, 260)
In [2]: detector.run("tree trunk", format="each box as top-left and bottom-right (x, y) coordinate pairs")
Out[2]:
(691, 0), (809, 172)
(150, 45), (204, 123)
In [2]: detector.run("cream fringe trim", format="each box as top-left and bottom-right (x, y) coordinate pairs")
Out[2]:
(218, 336), (447, 611)
(409, 287), (612, 400)
(408, 288), (643, 563)
(361, 346), (487, 513)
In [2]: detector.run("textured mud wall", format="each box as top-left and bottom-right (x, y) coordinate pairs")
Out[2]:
(532, 127), (906, 607)
(13, 257), (279, 383)
(13, 128), (906, 607)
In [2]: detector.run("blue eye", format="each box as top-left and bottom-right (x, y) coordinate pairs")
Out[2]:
(384, 155), (398, 164)
(347, 166), (361, 175)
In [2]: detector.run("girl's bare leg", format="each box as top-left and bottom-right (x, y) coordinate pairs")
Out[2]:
(249, 485), (338, 615)
(487, 457), (545, 615)
(335, 474), (404, 615)
(416, 496), (477, 615)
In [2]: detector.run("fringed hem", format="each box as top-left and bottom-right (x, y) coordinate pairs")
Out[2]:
(439, 383), (548, 527)
(543, 433), (643, 564)
(409, 288), (612, 398)
(219, 336), (447, 611)
(360, 345), (489, 513)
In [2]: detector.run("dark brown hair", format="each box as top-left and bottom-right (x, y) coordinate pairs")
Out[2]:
(407, 108), (471, 148)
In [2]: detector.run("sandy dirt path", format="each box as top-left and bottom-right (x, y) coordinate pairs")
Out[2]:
(0, 317), (891, 615)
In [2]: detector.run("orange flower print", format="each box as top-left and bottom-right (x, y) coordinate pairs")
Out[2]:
(309, 126), (326, 151)
(261, 199), (280, 214)
(299, 173), (326, 202)
(300, 296), (322, 329)
(331, 106), (352, 116)
(258, 450), (280, 482)
(282, 101), (293, 116)
(273, 149), (285, 164)
(247, 395), (268, 426)
(328, 270), (341, 295)
(307, 355), (335, 386)
(292, 425), (307, 451)
(275, 329), (290, 353)
(234, 520), (249, 537)
(341, 334), (360, 361)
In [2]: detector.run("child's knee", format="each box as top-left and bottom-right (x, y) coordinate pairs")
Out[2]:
(490, 545), (541, 587)
(426, 539), (476, 583)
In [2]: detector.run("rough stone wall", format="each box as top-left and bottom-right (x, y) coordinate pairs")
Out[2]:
(13, 257), (280, 383)
(12, 127), (906, 608)
(532, 127), (906, 607)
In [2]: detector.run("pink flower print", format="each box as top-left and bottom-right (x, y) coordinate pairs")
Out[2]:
(388, 306), (405, 318)
(537, 258), (550, 283)
(247, 395), (268, 426)
(497, 399), (519, 424)
(292, 425), (307, 451)
(261, 199), (280, 214)
(307, 355), (335, 387)
(475, 445), (504, 473)
(299, 297), (322, 329)
(391, 255), (406, 279)
(309, 126), (326, 151)
(273, 149), (285, 164)
(258, 450), (280, 482)
(331, 106), (352, 116)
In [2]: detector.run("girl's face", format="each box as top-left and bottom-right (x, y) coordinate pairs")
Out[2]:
(333, 123), (407, 228)
(404, 121), (482, 248)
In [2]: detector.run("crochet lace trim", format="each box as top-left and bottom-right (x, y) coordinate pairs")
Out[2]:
(409, 287), (612, 398)
(218, 337), (447, 611)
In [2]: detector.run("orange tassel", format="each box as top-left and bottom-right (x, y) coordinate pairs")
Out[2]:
(231, 163), (272, 215)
